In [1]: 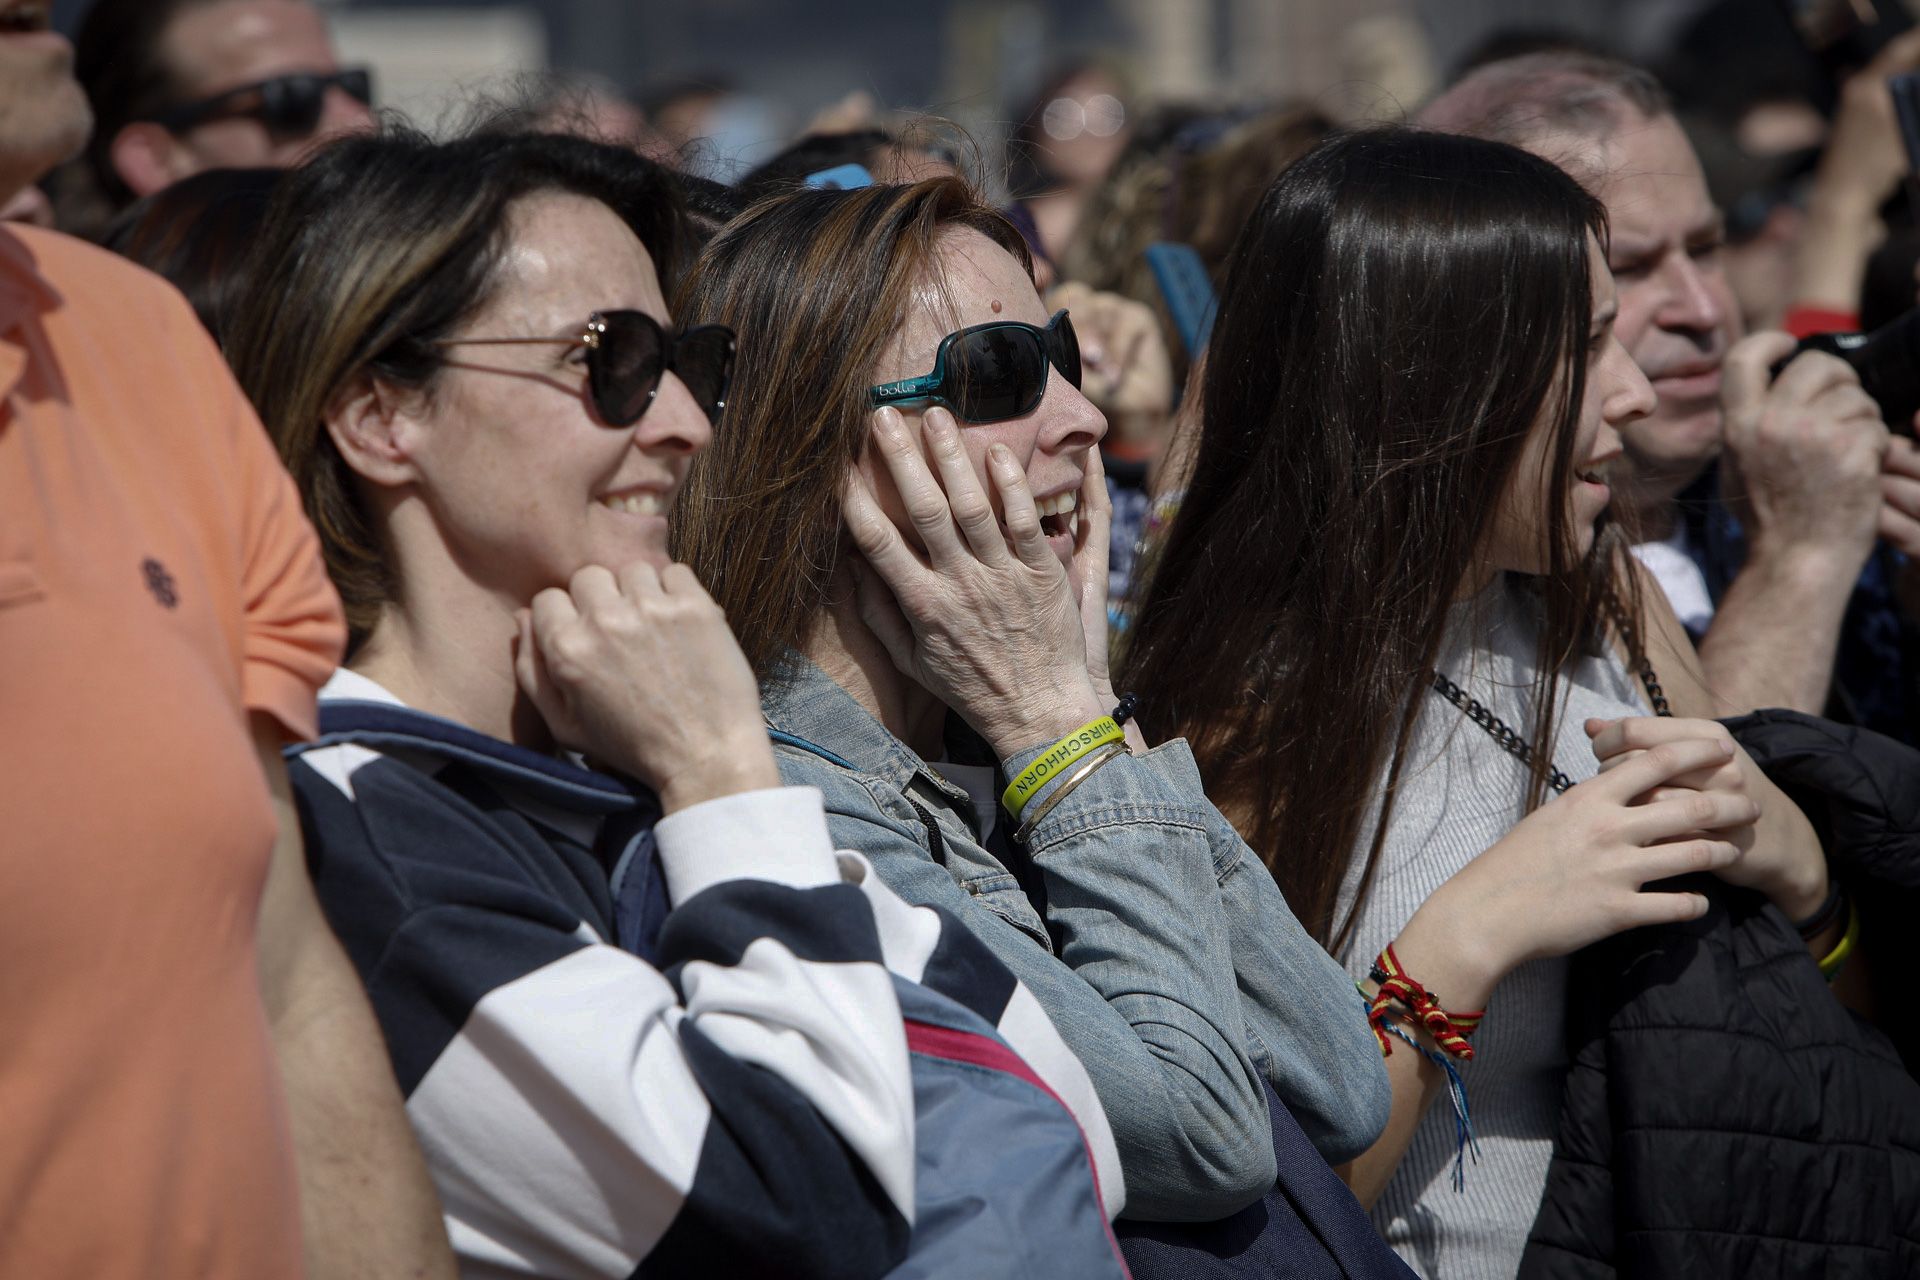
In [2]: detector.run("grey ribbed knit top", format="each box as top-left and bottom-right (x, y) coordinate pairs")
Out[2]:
(1333, 577), (1649, 1280)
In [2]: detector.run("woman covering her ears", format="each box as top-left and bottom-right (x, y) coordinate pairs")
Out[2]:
(672, 176), (1393, 1231)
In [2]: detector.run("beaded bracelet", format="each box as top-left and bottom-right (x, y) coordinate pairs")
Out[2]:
(1364, 943), (1485, 1061)
(1012, 742), (1127, 846)
(1001, 715), (1124, 820)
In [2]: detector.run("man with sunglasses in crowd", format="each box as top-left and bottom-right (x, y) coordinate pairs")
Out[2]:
(0, 8), (452, 1276)
(53, 0), (372, 240)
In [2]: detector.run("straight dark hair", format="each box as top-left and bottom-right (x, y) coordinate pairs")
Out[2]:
(103, 166), (284, 346)
(1120, 127), (1636, 951)
(228, 125), (686, 650)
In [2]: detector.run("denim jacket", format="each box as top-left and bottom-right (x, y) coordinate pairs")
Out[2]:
(763, 657), (1390, 1222)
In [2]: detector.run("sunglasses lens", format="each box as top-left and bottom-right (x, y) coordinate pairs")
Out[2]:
(261, 76), (327, 134)
(591, 312), (666, 426)
(672, 326), (737, 423)
(1050, 313), (1082, 390)
(948, 326), (1048, 422)
(339, 68), (374, 107)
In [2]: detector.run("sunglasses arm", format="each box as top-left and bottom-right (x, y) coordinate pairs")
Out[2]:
(869, 374), (943, 408)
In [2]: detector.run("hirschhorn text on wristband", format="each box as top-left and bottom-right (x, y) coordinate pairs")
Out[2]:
(1001, 715), (1125, 819)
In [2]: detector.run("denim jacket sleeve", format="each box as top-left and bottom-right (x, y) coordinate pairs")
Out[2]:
(1192, 787), (1391, 1164)
(782, 736), (1383, 1222)
(1010, 737), (1389, 1175)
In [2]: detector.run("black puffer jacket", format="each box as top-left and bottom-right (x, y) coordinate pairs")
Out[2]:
(1521, 710), (1920, 1279)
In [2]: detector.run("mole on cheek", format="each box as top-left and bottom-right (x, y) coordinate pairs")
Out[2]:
(990, 299), (1003, 314)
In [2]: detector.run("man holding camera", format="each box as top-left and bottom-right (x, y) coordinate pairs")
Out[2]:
(1424, 51), (1920, 741)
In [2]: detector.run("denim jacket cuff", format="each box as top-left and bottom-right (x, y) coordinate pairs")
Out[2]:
(1002, 736), (1213, 848)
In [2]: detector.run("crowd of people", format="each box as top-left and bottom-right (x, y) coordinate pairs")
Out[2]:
(8, 0), (1920, 1277)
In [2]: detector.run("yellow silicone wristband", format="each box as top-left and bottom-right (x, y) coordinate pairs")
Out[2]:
(1001, 715), (1125, 819)
(1818, 900), (1860, 981)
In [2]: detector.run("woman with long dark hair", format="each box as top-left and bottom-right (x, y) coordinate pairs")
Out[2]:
(1121, 127), (1833, 1276)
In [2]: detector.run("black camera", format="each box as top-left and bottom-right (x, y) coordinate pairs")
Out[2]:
(1782, 308), (1920, 434)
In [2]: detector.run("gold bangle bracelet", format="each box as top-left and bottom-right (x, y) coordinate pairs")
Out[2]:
(1013, 742), (1128, 846)
(1001, 715), (1125, 819)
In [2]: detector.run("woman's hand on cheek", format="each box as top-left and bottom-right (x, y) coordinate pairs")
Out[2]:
(843, 407), (1106, 758)
(515, 562), (780, 814)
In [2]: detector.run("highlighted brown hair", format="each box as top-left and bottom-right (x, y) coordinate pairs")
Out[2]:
(672, 178), (1029, 679)
(229, 125), (686, 650)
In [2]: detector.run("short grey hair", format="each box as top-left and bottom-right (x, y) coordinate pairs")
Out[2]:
(1418, 52), (1672, 149)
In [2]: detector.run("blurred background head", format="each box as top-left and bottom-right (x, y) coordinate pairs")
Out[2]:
(57, 0), (373, 238)
(733, 126), (960, 205)
(1009, 62), (1132, 197)
(0, 3), (91, 209)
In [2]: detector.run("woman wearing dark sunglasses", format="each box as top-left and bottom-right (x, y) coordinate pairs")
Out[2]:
(225, 128), (1136, 1279)
(674, 178), (1392, 1234)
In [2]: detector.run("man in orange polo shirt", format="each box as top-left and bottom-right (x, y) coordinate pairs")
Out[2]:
(0, 11), (452, 1277)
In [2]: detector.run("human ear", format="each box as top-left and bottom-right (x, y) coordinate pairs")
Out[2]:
(107, 123), (197, 199)
(325, 375), (422, 489)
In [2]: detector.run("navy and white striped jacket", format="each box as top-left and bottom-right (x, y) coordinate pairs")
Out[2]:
(288, 670), (1126, 1278)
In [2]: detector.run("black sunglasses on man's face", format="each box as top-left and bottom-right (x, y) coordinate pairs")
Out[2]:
(145, 68), (373, 137)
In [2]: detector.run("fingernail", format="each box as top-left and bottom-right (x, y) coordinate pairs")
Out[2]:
(990, 443), (1013, 465)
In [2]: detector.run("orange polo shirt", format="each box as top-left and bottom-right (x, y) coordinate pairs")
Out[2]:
(0, 226), (344, 1276)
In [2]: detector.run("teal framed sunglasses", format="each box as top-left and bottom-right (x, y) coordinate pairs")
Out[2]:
(869, 310), (1081, 424)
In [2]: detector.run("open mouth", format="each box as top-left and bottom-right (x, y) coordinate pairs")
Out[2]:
(595, 490), (665, 517)
(1036, 489), (1081, 542)
(1575, 463), (1611, 487)
(0, 4), (52, 34)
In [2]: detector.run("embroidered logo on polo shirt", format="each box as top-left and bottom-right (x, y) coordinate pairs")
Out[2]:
(141, 557), (178, 608)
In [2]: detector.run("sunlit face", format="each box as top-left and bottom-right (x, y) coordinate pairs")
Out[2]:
(1484, 234), (1655, 577)
(1594, 112), (1739, 498)
(158, 0), (373, 171)
(0, 10), (90, 203)
(859, 228), (1107, 591)
(399, 192), (711, 605)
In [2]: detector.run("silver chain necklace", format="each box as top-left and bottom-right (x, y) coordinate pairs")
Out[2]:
(1430, 603), (1671, 796)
